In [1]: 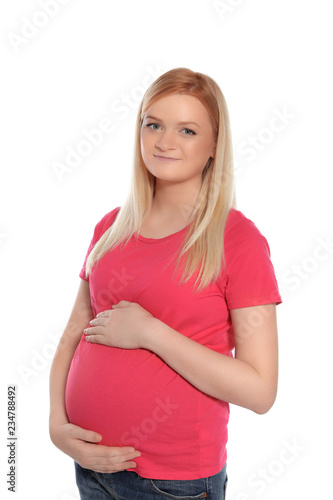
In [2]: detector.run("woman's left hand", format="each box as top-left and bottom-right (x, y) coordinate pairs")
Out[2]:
(83, 301), (156, 349)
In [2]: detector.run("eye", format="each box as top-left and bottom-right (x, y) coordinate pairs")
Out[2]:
(182, 128), (196, 136)
(145, 123), (161, 130)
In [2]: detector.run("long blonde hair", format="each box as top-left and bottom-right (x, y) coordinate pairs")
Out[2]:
(85, 67), (236, 292)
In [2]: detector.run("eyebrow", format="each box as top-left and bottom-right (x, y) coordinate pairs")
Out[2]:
(144, 115), (201, 128)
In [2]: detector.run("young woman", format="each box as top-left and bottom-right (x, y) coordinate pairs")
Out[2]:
(49, 68), (282, 499)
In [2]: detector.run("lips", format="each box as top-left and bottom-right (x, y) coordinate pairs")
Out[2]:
(153, 155), (179, 160)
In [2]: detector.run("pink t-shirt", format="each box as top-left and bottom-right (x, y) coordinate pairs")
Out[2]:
(65, 207), (282, 480)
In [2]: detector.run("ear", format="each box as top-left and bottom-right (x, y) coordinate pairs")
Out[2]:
(210, 143), (216, 158)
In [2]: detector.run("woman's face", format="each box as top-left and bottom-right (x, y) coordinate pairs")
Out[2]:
(140, 93), (216, 187)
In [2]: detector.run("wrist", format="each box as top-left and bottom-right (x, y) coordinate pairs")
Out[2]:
(142, 316), (165, 351)
(49, 411), (69, 432)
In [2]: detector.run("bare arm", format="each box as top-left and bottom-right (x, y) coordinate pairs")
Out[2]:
(49, 279), (94, 428)
(49, 280), (141, 472)
(143, 303), (278, 414)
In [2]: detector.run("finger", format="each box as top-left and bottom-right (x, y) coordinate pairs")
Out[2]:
(79, 446), (141, 467)
(96, 310), (112, 318)
(76, 445), (141, 473)
(93, 457), (141, 472)
(109, 459), (139, 471)
(112, 300), (130, 308)
(71, 426), (102, 443)
(84, 326), (104, 336)
(77, 452), (139, 473)
(89, 317), (108, 327)
(87, 460), (139, 474)
(106, 447), (141, 457)
(86, 444), (140, 458)
(85, 334), (104, 344)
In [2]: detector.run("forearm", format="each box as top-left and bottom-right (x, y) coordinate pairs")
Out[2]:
(49, 340), (77, 430)
(50, 280), (94, 431)
(145, 318), (273, 414)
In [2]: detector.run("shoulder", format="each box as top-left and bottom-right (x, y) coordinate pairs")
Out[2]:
(221, 208), (282, 307)
(225, 207), (268, 246)
(224, 208), (271, 265)
(92, 206), (121, 240)
(225, 207), (261, 235)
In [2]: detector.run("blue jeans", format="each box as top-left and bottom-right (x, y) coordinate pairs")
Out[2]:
(75, 461), (228, 500)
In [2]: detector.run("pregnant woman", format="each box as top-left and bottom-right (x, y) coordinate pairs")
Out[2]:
(49, 67), (282, 499)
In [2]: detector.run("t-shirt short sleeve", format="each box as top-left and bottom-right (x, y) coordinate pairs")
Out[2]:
(79, 207), (121, 282)
(224, 210), (282, 309)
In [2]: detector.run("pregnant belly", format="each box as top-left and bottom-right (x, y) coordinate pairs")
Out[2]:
(65, 335), (181, 448)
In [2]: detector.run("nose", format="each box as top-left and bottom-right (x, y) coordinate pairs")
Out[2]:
(155, 130), (177, 152)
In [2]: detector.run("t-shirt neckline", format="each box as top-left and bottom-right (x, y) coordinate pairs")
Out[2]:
(136, 224), (190, 244)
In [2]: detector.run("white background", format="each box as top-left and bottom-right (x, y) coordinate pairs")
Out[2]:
(1, 1), (332, 498)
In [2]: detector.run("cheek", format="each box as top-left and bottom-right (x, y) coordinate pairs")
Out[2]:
(140, 131), (145, 148)
(140, 131), (153, 153)
(140, 138), (148, 160)
(186, 139), (210, 160)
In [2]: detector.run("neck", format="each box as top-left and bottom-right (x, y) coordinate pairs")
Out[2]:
(152, 179), (202, 223)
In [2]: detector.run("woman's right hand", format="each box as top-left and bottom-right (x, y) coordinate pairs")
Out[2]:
(49, 281), (141, 473)
(50, 422), (141, 473)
